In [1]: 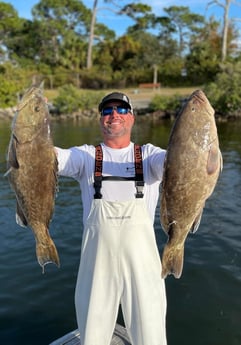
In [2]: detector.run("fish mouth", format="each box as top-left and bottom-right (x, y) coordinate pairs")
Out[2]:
(191, 90), (207, 104)
(190, 90), (214, 115)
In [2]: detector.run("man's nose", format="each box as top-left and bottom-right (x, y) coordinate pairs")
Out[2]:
(110, 108), (120, 117)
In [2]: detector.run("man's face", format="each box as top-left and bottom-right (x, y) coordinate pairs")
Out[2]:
(100, 101), (135, 138)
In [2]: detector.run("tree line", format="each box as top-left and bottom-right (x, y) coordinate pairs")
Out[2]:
(0, 0), (241, 116)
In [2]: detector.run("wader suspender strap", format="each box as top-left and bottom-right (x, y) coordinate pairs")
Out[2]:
(94, 144), (144, 199)
(134, 144), (145, 198)
(93, 145), (103, 199)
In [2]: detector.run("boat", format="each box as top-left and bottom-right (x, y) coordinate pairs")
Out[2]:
(49, 323), (131, 345)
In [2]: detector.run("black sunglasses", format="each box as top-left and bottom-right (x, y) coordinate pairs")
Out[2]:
(101, 106), (132, 116)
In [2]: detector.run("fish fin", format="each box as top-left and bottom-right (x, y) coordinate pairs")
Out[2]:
(16, 213), (27, 227)
(190, 209), (203, 234)
(161, 241), (184, 279)
(207, 144), (220, 175)
(4, 167), (12, 177)
(16, 202), (28, 227)
(36, 233), (60, 273)
(8, 135), (19, 169)
(54, 152), (59, 194)
(219, 149), (223, 172)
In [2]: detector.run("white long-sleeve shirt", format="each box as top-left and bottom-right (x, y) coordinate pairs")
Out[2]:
(56, 142), (166, 225)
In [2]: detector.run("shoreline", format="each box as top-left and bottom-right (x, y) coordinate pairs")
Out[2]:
(0, 97), (240, 122)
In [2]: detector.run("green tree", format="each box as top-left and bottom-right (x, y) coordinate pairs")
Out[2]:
(186, 15), (239, 84)
(205, 61), (241, 116)
(87, 0), (97, 69)
(32, 0), (91, 67)
(207, 0), (241, 61)
(86, 1), (152, 69)
(101, 34), (141, 86)
(123, 3), (155, 33)
(154, 15), (179, 60)
(6, 19), (40, 64)
(157, 6), (205, 57)
(185, 17), (221, 84)
(126, 31), (164, 84)
(0, 2), (23, 62)
(86, 10), (115, 69)
(0, 62), (28, 107)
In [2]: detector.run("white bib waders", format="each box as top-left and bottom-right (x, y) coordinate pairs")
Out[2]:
(74, 145), (167, 345)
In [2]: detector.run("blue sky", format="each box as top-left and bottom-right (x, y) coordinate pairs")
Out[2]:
(4, 0), (241, 37)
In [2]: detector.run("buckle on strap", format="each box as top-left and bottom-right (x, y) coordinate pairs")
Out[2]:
(94, 176), (102, 199)
(135, 181), (144, 198)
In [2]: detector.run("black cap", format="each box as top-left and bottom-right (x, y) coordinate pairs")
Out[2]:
(98, 92), (133, 112)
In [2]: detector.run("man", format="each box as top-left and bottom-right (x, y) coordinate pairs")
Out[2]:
(56, 92), (167, 345)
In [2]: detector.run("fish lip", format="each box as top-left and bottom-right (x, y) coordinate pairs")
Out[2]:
(192, 90), (207, 104)
(190, 90), (214, 115)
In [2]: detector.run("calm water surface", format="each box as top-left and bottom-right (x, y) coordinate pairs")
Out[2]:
(0, 118), (240, 345)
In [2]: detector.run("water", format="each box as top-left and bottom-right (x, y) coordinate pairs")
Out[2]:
(0, 117), (240, 345)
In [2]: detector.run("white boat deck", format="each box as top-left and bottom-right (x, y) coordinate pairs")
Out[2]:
(49, 323), (131, 345)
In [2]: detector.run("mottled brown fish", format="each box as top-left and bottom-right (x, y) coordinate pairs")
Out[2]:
(6, 82), (59, 272)
(160, 89), (222, 279)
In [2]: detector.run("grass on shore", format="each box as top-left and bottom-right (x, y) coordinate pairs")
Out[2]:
(44, 86), (199, 103)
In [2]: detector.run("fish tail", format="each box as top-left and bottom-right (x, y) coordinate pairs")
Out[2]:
(35, 234), (60, 273)
(161, 242), (184, 279)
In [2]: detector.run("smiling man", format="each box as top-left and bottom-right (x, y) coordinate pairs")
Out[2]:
(99, 93), (135, 144)
(56, 92), (168, 345)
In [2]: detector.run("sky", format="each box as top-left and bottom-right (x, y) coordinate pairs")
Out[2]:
(3, 0), (241, 38)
